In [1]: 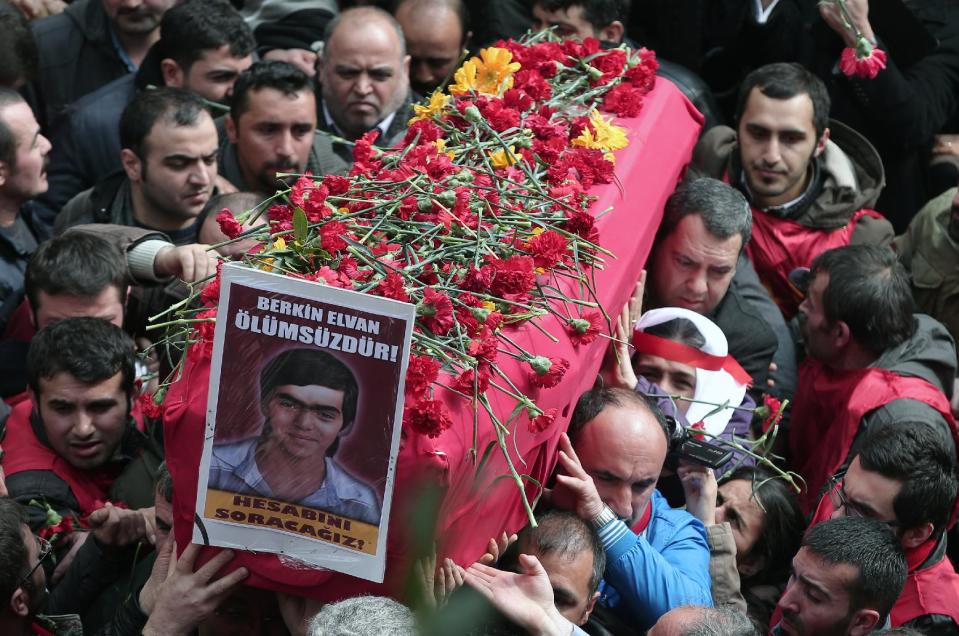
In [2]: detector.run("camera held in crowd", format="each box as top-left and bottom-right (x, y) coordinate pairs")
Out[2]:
(664, 416), (733, 471)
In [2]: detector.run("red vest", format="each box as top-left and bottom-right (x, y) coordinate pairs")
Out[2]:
(746, 208), (882, 319)
(785, 492), (959, 628)
(3, 400), (121, 517)
(789, 361), (957, 514)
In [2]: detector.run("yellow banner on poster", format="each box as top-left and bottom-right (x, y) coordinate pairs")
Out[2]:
(204, 489), (379, 555)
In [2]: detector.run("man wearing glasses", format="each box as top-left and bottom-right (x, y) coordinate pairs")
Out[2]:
(0, 496), (152, 635)
(790, 425), (959, 633)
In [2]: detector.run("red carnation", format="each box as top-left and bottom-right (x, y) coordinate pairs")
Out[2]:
(405, 355), (441, 400)
(190, 309), (217, 358)
(375, 272), (409, 302)
(490, 255), (536, 296)
(199, 261), (223, 307)
(138, 392), (164, 421)
(404, 398), (453, 438)
(322, 174), (350, 196)
(602, 84), (644, 117)
(418, 287), (455, 335)
(528, 356), (569, 388)
(527, 230), (569, 269)
(840, 45), (887, 79)
(760, 394), (786, 434)
(529, 408), (557, 434)
(320, 220), (349, 254)
(568, 312), (604, 346)
(216, 209), (244, 239)
(451, 366), (492, 395)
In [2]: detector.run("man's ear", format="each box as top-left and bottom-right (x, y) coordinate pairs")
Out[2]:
(225, 114), (238, 145)
(813, 127), (831, 159)
(599, 20), (624, 44)
(0, 158), (7, 187)
(9, 587), (30, 617)
(833, 320), (852, 349)
(848, 608), (880, 636)
(901, 523), (935, 550)
(402, 54), (411, 77)
(120, 149), (143, 183)
(581, 591), (600, 626)
(160, 58), (185, 88)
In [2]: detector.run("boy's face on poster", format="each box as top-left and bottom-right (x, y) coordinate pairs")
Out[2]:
(262, 384), (347, 460)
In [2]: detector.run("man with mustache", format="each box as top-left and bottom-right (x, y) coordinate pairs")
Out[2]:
(55, 87), (219, 246)
(218, 61), (342, 196)
(316, 7), (413, 158)
(0, 88), (51, 335)
(771, 516), (906, 636)
(789, 245), (956, 514)
(690, 62), (894, 320)
(34, 0), (255, 227)
(25, 0), (177, 133)
(208, 348), (381, 525)
(2, 317), (153, 528)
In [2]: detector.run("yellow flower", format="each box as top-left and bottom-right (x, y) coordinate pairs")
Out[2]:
(435, 138), (456, 160)
(273, 236), (287, 251)
(409, 91), (450, 124)
(481, 301), (496, 311)
(449, 47), (521, 96)
(489, 145), (519, 169)
(572, 109), (629, 155)
(258, 257), (275, 273)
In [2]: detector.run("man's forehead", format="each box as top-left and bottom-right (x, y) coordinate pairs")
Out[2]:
(242, 88), (316, 120)
(39, 371), (126, 398)
(794, 547), (857, 597)
(145, 115), (218, 153)
(522, 543), (594, 594)
(741, 87), (816, 132)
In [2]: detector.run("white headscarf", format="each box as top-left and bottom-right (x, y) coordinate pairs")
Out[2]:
(634, 307), (749, 436)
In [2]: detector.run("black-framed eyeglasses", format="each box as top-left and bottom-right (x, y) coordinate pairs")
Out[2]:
(826, 475), (900, 528)
(17, 534), (52, 589)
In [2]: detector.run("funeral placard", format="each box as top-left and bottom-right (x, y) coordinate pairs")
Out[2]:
(194, 262), (414, 582)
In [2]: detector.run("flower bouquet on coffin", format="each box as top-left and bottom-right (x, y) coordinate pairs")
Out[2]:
(148, 33), (660, 526)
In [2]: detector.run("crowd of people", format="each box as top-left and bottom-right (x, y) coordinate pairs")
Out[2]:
(0, 0), (958, 634)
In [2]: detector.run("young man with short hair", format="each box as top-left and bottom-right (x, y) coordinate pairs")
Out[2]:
(35, 0), (255, 223)
(790, 245), (956, 512)
(691, 62), (894, 319)
(55, 87), (219, 244)
(772, 516), (908, 635)
(2, 317), (159, 526)
(807, 425), (959, 631)
(220, 61), (323, 196)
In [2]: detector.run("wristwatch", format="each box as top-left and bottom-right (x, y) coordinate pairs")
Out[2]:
(589, 505), (617, 530)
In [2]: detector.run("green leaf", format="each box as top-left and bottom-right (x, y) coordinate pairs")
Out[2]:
(293, 207), (308, 244)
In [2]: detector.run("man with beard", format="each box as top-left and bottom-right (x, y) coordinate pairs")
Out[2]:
(316, 7), (413, 160)
(691, 62), (894, 320)
(772, 516), (907, 636)
(2, 318), (156, 527)
(0, 88), (50, 334)
(788, 244), (956, 513)
(219, 61), (338, 195)
(394, 0), (470, 97)
(34, 0), (254, 226)
(25, 0), (177, 133)
(55, 88), (219, 246)
(208, 348), (381, 525)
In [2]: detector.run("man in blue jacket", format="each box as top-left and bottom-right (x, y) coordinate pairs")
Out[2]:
(551, 386), (712, 631)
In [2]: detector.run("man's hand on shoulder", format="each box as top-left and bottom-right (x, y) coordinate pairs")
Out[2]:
(154, 244), (218, 283)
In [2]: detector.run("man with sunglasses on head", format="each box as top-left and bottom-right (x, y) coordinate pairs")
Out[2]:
(777, 424), (959, 633)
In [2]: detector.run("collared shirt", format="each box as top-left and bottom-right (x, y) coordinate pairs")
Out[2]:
(208, 438), (381, 525)
(107, 27), (138, 73)
(321, 101), (397, 142)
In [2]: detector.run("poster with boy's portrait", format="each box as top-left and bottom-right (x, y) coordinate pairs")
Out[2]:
(194, 263), (414, 582)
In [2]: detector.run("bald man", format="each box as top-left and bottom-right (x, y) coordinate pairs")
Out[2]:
(317, 6), (412, 148)
(551, 387), (712, 632)
(394, 0), (470, 96)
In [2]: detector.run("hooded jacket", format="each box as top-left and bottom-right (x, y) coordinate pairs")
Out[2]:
(790, 314), (957, 512)
(691, 120), (894, 318)
(26, 0), (133, 134)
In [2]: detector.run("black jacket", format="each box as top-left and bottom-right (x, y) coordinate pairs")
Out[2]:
(25, 0), (133, 134)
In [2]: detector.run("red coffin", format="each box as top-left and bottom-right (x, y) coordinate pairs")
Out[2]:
(165, 78), (704, 599)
